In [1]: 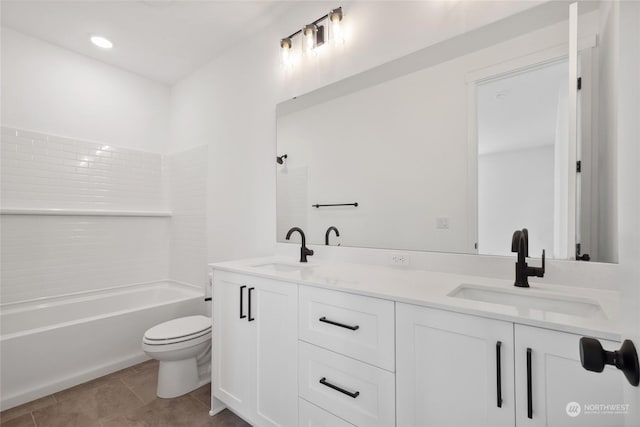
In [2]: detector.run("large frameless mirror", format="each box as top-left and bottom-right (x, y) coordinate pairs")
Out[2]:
(277, 1), (617, 263)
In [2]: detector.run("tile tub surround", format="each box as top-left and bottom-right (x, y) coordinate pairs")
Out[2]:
(0, 126), (209, 302)
(0, 126), (165, 211)
(166, 145), (208, 288)
(0, 360), (250, 427)
(0, 125), (170, 303)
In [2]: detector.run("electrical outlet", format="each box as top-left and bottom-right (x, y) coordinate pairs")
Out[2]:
(436, 217), (450, 229)
(390, 253), (411, 266)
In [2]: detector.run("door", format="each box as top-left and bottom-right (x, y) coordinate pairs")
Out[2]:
(213, 273), (255, 416)
(253, 278), (298, 427)
(396, 303), (515, 427)
(514, 324), (624, 426)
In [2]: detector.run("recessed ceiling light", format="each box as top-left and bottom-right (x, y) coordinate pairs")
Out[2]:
(90, 36), (113, 49)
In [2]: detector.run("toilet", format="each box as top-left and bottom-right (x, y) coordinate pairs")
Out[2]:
(142, 315), (212, 398)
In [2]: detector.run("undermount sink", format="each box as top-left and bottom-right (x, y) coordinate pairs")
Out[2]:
(251, 263), (307, 273)
(448, 284), (606, 319)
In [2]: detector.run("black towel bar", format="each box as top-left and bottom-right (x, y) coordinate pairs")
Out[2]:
(312, 203), (358, 208)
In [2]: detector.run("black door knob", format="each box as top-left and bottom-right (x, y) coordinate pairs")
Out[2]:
(579, 337), (639, 386)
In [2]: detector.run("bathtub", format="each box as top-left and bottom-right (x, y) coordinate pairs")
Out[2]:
(0, 280), (206, 410)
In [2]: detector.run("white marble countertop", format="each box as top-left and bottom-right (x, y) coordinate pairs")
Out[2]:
(209, 256), (622, 341)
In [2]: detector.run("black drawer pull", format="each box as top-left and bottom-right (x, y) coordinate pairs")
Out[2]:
(527, 348), (533, 419)
(239, 286), (246, 319)
(248, 287), (255, 322)
(319, 317), (359, 331)
(496, 341), (502, 408)
(319, 377), (360, 398)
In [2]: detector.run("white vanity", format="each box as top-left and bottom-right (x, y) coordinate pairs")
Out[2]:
(210, 257), (623, 427)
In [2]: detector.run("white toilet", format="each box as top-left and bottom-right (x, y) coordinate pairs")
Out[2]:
(142, 315), (212, 398)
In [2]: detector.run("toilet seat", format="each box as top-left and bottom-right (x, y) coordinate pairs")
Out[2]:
(143, 315), (211, 346)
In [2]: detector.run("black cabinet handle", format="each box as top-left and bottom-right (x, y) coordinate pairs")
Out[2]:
(248, 287), (255, 322)
(318, 317), (359, 331)
(527, 348), (533, 419)
(319, 377), (360, 399)
(239, 286), (246, 319)
(496, 341), (502, 408)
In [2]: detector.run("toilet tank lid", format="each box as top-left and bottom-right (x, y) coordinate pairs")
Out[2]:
(144, 315), (211, 340)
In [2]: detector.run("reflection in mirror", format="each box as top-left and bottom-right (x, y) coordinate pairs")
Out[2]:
(277, 1), (617, 263)
(477, 59), (569, 259)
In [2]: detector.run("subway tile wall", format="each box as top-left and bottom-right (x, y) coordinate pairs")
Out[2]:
(167, 145), (207, 288)
(0, 126), (166, 210)
(0, 215), (170, 302)
(0, 126), (204, 303)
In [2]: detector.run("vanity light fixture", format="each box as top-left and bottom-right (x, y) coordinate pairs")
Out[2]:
(279, 6), (343, 66)
(90, 35), (113, 49)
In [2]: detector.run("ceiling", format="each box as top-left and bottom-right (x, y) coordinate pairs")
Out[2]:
(0, 0), (289, 85)
(477, 58), (569, 155)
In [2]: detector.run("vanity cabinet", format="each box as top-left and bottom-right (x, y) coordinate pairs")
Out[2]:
(396, 303), (516, 427)
(212, 266), (624, 427)
(396, 303), (625, 427)
(514, 325), (624, 427)
(212, 271), (298, 427)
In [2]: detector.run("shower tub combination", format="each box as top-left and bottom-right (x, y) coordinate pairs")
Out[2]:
(0, 281), (205, 411)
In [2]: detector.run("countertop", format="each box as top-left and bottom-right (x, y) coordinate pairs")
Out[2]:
(209, 256), (622, 341)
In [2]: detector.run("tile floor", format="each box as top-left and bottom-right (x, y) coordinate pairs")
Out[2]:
(0, 360), (251, 427)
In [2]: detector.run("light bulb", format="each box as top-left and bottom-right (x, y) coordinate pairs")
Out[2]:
(280, 38), (292, 66)
(302, 24), (316, 54)
(329, 8), (344, 45)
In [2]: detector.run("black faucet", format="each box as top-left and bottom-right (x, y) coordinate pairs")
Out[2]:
(325, 226), (340, 246)
(286, 227), (314, 263)
(511, 228), (545, 288)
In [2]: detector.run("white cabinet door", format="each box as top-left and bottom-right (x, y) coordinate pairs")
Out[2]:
(213, 271), (298, 427)
(396, 303), (515, 427)
(253, 279), (298, 427)
(514, 325), (625, 427)
(213, 273), (255, 417)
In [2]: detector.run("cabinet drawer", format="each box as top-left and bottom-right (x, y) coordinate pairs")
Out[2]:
(299, 398), (355, 427)
(299, 285), (395, 370)
(299, 341), (395, 427)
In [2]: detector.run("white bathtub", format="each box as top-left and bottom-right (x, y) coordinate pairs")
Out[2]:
(0, 280), (205, 410)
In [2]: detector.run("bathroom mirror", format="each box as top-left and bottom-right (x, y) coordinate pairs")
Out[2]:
(277, 1), (617, 263)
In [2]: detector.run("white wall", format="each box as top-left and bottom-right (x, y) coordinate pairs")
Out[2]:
(0, 27), (170, 153)
(170, 1), (558, 263)
(478, 146), (555, 257)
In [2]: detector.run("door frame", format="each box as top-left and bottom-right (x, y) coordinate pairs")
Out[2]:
(465, 35), (596, 258)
